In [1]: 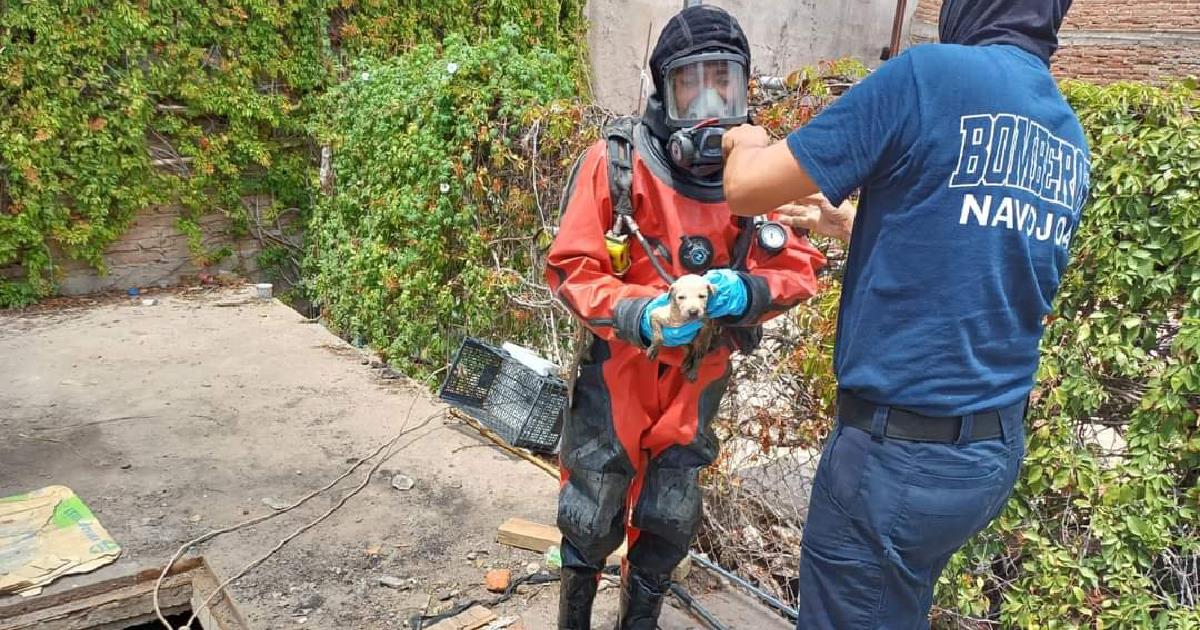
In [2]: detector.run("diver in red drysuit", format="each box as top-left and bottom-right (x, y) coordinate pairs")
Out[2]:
(545, 6), (825, 629)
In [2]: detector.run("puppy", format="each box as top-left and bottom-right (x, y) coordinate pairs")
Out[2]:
(646, 274), (719, 381)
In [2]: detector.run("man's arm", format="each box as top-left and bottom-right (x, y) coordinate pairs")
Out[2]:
(723, 52), (921, 219)
(722, 126), (820, 217)
(774, 194), (856, 243)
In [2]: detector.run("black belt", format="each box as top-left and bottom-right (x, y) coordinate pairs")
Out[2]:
(838, 391), (1005, 443)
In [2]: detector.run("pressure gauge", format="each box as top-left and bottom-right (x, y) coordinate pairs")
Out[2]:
(756, 221), (789, 255)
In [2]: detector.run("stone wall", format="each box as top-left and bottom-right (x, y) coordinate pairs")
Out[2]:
(60, 202), (270, 296)
(1, 199), (273, 297)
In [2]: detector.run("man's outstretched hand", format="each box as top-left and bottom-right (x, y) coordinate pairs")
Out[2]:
(721, 124), (770, 158)
(774, 194), (856, 243)
(721, 125), (820, 217)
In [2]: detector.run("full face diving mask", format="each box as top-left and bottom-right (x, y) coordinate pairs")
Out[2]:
(662, 51), (749, 175)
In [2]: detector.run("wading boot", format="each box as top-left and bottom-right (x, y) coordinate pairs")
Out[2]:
(559, 565), (600, 629)
(615, 566), (670, 629)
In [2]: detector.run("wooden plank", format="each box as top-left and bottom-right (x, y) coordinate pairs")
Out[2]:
(449, 409), (560, 478)
(0, 557), (249, 630)
(495, 517), (560, 554)
(190, 557), (252, 630)
(425, 605), (497, 630)
(495, 518), (691, 580)
(495, 518), (628, 568)
(0, 573), (192, 630)
(0, 556), (203, 619)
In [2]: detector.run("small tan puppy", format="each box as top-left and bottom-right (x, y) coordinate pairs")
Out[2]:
(646, 274), (718, 381)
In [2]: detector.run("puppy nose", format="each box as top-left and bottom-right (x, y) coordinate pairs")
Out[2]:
(688, 307), (701, 318)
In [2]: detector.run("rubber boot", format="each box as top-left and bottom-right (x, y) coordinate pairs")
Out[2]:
(558, 566), (600, 630)
(615, 566), (670, 630)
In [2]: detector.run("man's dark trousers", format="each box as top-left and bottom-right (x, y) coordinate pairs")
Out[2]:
(795, 394), (1028, 629)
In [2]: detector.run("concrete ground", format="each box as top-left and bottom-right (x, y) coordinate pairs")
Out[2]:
(0, 288), (790, 629)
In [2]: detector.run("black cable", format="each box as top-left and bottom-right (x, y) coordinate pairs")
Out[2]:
(411, 566), (729, 630)
(730, 216), (755, 272)
(410, 572), (560, 629)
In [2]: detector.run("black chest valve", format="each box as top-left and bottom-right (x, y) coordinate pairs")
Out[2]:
(678, 235), (715, 273)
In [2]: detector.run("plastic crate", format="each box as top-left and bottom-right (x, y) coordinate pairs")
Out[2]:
(439, 338), (566, 454)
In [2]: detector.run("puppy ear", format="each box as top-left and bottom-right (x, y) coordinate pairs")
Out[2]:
(668, 285), (678, 301)
(707, 283), (717, 297)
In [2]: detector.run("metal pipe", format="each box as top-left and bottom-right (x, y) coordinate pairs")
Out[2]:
(758, 76), (789, 93)
(669, 583), (730, 630)
(886, 0), (910, 60)
(688, 552), (799, 621)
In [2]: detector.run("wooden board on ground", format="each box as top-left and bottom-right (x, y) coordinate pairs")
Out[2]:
(448, 409), (559, 478)
(0, 556), (248, 630)
(495, 518), (688, 579)
(424, 605), (496, 630)
(496, 517), (625, 565)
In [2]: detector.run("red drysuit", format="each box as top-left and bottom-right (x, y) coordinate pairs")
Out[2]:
(546, 122), (825, 577)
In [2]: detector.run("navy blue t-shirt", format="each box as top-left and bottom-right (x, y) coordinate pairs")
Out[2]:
(788, 43), (1091, 416)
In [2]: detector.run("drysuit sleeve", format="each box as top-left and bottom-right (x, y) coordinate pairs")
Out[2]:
(719, 219), (826, 327)
(545, 142), (658, 349)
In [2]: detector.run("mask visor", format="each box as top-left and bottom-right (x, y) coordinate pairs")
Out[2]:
(663, 53), (747, 126)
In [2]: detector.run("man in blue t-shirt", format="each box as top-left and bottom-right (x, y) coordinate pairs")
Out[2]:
(717, 0), (1089, 626)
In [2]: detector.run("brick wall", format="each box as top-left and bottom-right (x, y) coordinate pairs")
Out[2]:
(1052, 42), (1200, 83)
(915, 0), (940, 26)
(918, 0), (1200, 31)
(911, 0), (1200, 83)
(1062, 0), (1200, 32)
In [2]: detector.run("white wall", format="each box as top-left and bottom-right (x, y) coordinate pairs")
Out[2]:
(586, 0), (918, 112)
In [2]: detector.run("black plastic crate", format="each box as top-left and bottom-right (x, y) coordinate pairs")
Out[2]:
(439, 338), (566, 454)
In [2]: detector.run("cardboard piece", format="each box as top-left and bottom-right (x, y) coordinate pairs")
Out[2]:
(0, 485), (122, 597)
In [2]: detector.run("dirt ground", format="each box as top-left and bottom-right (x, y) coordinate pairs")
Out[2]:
(0, 288), (790, 629)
